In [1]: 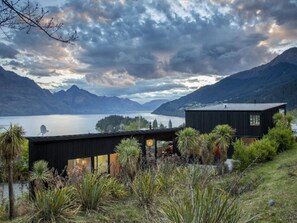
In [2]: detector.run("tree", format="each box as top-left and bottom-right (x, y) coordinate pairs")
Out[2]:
(273, 113), (293, 129)
(115, 138), (141, 181)
(152, 119), (158, 129)
(30, 160), (53, 192)
(0, 0), (77, 43)
(0, 124), (25, 219)
(199, 134), (214, 165)
(211, 124), (235, 174)
(168, 119), (173, 128)
(176, 127), (200, 163)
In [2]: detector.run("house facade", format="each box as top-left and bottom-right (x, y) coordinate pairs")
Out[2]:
(185, 103), (286, 139)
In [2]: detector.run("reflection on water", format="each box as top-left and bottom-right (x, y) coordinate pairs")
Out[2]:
(0, 113), (185, 136)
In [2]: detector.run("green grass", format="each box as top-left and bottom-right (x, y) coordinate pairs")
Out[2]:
(239, 145), (297, 222)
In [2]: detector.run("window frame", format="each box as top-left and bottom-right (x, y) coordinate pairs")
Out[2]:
(249, 114), (261, 126)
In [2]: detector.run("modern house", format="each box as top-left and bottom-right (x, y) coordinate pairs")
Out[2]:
(27, 128), (181, 175)
(27, 103), (286, 175)
(185, 103), (286, 140)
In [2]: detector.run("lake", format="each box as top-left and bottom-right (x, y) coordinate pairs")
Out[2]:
(0, 113), (185, 137)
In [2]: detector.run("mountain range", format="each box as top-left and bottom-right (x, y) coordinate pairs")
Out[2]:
(153, 47), (297, 117)
(0, 67), (166, 116)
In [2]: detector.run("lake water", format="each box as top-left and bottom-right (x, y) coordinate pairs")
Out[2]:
(0, 113), (185, 137)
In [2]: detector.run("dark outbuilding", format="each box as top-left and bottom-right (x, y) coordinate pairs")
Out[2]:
(185, 103), (286, 139)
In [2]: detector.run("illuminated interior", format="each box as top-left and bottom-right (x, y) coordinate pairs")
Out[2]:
(110, 153), (120, 176)
(67, 157), (91, 177)
(94, 155), (108, 174)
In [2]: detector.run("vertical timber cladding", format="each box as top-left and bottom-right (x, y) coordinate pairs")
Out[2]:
(28, 128), (182, 173)
(185, 103), (287, 138)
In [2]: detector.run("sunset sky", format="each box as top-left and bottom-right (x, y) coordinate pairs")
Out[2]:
(0, 0), (296, 103)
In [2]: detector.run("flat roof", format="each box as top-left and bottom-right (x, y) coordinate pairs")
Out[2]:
(27, 127), (183, 142)
(185, 103), (286, 111)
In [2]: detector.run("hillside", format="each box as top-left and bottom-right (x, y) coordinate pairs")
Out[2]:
(0, 67), (147, 116)
(153, 47), (297, 117)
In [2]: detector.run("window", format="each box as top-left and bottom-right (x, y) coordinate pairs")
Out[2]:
(94, 155), (108, 174)
(279, 108), (285, 114)
(250, 114), (260, 126)
(67, 157), (91, 177)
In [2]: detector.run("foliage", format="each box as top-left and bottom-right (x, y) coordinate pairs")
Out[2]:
(211, 124), (235, 164)
(27, 186), (79, 223)
(152, 119), (158, 129)
(132, 170), (161, 208)
(168, 119), (173, 128)
(115, 138), (141, 181)
(265, 126), (296, 152)
(29, 160), (53, 192)
(96, 115), (149, 132)
(0, 0), (77, 43)
(199, 134), (214, 165)
(14, 140), (29, 181)
(75, 173), (127, 211)
(0, 124), (25, 219)
(233, 138), (277, 170)
(162, 186), (241, 223)
(176, 127), (200, 162)
(273, 113), (293, 129)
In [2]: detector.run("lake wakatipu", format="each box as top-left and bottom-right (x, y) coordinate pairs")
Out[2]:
(0, 113), (185, 137)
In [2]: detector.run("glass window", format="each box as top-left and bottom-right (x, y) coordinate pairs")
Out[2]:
(67, 157), (91, 177)
(110, 153), (120, 176)
(250, 114), (260, 126)
(94, 155), (108, 174)
(279, 108), (285, 114)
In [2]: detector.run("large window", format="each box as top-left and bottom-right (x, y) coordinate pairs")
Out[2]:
(250, 114), (260, 126)
(94, 155), (108, 174)
(67, 157), (91, 177)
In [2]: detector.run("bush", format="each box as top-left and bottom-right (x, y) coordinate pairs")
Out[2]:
(132, 170), (161, 208)
(265, 127), (296, 152)
(27, 186), (78, 223)
(233, 138), (277, 171)
(75, 173), (127, 211)
(162, 186), (241, 223)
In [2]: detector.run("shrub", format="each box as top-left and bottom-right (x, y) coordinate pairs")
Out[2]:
(27, 186), (78, 223)
(132, 170), (161, 208)
(75, 173), (127, 211)
(162, 186), (241, 223)
(115, 138), (141, 181)
(265, 127), (296, 152)
(250, 138), (277, 162)
(233, 138), (277, 171)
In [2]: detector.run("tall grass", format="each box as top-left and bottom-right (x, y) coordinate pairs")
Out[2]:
(162, 186), (241, 223)
(27, 186), (78, 223)
(75, 173), (127, 211)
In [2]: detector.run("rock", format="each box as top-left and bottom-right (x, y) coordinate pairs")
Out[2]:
(268, 199), (275, 207)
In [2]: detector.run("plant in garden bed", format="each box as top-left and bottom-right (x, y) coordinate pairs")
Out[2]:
(26, 186), (79, 223)
(75, 173), (127, 212)
(115, 138), (142, 182)
(162, 186), (242, 223)
(132, 170), (161, 208)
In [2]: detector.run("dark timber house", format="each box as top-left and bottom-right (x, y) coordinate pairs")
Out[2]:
(28, 128), (181, 175)
(185, 103), (286, 140)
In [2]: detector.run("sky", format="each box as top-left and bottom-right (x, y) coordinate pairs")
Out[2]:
(0, 0), (297, 103)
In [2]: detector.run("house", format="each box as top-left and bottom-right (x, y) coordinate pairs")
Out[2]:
(185, 103), (286, 140)
(27, 128), (181, 175)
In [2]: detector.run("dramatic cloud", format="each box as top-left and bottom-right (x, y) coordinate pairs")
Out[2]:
(0, 0), (296, 102)
(0, 43), (19, 59)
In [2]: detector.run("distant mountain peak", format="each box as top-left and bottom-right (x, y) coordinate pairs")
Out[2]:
(269, 47), (297, 66)
(67, 85), (80, 92)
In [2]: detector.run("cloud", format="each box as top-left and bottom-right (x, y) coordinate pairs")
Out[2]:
(0, 43), (19, 59)
(0, 0), (296, 102)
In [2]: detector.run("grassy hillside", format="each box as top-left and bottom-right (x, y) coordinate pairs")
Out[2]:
(238, 145), (297, 222)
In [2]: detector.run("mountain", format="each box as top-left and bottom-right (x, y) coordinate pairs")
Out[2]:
(0, 66), (72, 115)
(142, 99), (169, 111)
(153, 47), (297, 117)
(54, 85), (145, 113)
(0, 67), (145, 116)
